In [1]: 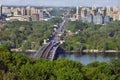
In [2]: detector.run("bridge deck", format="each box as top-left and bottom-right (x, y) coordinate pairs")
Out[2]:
(34, 17), (67, 60)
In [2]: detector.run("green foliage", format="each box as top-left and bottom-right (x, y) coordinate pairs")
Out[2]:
(61, 21), (120, 51)
(0, 19), (61, 50)
(1, 45), (120, 80)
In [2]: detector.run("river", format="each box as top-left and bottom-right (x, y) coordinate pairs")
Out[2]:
(21, 52), (120, 65)
(58, 52), (120, 65)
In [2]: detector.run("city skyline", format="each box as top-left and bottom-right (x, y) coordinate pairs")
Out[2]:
(1, 0), (120, 7)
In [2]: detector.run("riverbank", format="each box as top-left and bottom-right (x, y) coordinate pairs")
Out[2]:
(83, 50), (120, 53)
(65, 49), (120, 53)
(11, 49), (37, 53)
(11, 48), (120, 53)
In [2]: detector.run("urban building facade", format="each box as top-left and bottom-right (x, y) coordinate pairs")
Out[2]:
(1, 5), (52, 21)
(73, 6), (120, 24)
(31, 14), (39, 21)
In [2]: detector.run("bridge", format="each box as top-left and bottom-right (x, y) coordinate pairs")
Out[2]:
(34, 19), (66, 60)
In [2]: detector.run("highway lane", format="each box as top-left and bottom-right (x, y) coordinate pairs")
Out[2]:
(43, 42), (54, 58)
(42, 20), (65, 59)
(49, 42), (60, 60)
(34, 46), (45, 58)
(40, 42), (52, 58)
(35, 15), (67, 59)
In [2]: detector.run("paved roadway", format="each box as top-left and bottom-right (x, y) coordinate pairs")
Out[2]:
(34, 16), (66, 60)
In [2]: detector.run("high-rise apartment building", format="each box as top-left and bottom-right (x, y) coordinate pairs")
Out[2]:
(93, 13), (104, 24)
(76, 6), (83, 20)
(112, 7), (119, 13)
(26, 7), (31, 16)
(76, 6), (79, 20)
(31, 14), (39, 21)
(21, 8), (27, 16)
(86, 14), (93, 23)
(0, 4), (2, 17)
(106, 7), (111, 16)
(81, 8), (87, 17)
(12, 8), (21, 16)
(112, 13), (120, 20)
(31, 7), (36, 15)
(74, 6), (115, 24)
(2, 6), (11, 14)
(104, 16), (112, 23)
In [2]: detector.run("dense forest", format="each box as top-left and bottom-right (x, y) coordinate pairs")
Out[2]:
(1, 18), (119, 51)
(0, 18), (62, 50)
(0, 45), (120, 80)
(61, 21), (120, 51)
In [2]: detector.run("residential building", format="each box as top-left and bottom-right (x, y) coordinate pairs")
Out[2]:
(0, 4), (2, 20)
(31, 14), (39, 21)
(93, 14), (104, 24)
(104, 16), (112, 23)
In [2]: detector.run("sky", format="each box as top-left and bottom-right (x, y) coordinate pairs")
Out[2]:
(1, 0), (120, 7)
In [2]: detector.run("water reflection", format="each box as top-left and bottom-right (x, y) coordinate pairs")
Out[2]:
(58, 53), (120, 65)
(20, 51), (120, 65)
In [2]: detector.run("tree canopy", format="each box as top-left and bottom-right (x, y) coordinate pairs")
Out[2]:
(61, 21), (120, 51)
(0, 18), (62, 50)
(0, 45), (120, 80)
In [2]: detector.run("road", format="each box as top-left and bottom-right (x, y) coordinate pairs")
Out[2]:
(34, 15), (67, 60)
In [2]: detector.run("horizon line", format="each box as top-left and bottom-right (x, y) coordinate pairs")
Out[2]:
(1, 4), (120, 8)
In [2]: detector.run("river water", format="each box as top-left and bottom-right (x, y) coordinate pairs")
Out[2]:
(21, 52), (120, 65)
(58, 52), (120, 65)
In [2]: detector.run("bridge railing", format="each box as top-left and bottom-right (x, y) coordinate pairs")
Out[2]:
(34, 43), (50, 58)
(33, 46), (43, 58)
(40, 42), (52, 58)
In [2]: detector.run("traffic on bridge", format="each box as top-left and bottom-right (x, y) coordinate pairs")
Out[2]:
(34, 16), (67, 60)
